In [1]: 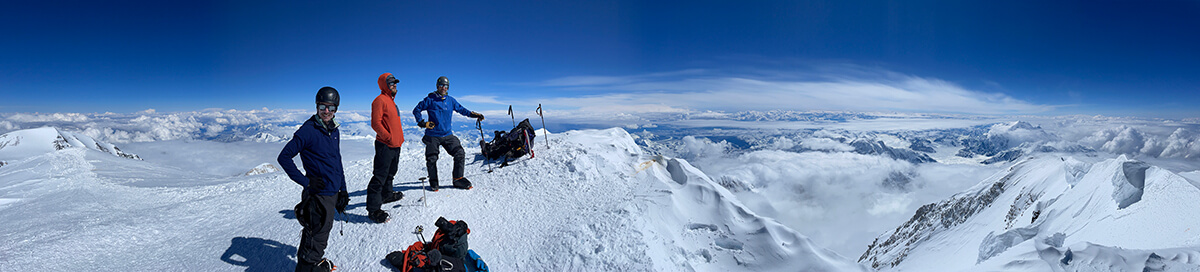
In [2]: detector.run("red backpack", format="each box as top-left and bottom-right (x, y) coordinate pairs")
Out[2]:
(387, 217), (472, 272)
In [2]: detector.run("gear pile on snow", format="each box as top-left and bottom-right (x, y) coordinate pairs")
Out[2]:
(386, 217), (489, 272)
(480, 118), (536, 160)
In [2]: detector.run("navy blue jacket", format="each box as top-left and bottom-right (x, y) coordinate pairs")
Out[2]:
(277, 115), (346, 196)
(413, 92), (473, 138)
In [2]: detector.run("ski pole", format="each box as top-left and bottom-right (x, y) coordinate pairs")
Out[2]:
(508, 105), (515, 127)
(537, 104), (548, 149)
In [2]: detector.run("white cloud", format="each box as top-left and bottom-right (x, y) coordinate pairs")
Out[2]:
(458, 95), (506, 105)
(530, 70), (1055, 115)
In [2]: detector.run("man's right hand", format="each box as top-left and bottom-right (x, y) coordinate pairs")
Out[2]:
(419, 121), (436, 129)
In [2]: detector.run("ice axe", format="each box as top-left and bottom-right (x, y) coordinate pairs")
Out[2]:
(414, 225), (426, 244)
(418, 177), (428, 207)
(477, 119), (494, 173)
(537, 104), (548, 149)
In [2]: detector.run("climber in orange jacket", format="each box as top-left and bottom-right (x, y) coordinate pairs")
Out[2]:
(366, 72), (405, 223)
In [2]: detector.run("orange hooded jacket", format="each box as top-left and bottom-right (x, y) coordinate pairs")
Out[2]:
(372, 73), (404, 148)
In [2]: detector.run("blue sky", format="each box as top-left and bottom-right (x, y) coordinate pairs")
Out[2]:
(3, 0), (1198, 118)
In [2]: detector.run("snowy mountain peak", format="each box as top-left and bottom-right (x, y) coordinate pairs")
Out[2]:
(0, 127), (141, 161)
(861, 154), (1200, 271)
(995, 120), (1039, 132)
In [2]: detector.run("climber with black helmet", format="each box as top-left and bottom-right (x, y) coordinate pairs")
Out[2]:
(277, 86), (348, 272)
(412, 76), (484, 191)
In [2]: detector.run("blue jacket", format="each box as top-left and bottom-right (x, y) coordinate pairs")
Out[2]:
(277, 115), (346, 196)
(413, 92), (473, 138)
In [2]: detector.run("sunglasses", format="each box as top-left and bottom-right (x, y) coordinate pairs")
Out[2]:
(387, 76), (399, 85)
(317, 104), (337, 112)
(437, 83), (449, 88)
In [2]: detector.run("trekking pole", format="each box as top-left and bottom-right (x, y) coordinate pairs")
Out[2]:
(508, 105), (515, 127)
(477, 119), (494, 173)
(537, 104), (548, 149)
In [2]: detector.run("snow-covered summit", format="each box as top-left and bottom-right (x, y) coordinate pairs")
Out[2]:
(0, 126), (865, 271)
(860, 154), (1200, 271)
(0, 127), (140, 162)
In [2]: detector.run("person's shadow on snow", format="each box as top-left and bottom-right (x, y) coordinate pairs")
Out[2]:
(219, 237), (296, 272)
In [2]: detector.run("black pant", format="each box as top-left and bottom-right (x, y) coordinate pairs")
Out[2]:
(423, 134), (465, 186)
(367, 140), (400, 212)
(297, 194), (336, 270)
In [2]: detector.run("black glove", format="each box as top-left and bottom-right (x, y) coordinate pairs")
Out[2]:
(336, 190), (349, 214)
(471, 112), (485, 121)
(419, 121), (435, 129)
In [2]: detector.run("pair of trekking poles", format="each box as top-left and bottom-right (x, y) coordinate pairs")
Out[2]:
(474, 104), (550, 173)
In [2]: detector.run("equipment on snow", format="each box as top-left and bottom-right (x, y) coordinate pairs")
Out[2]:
(316, 86), (340, 106)
(387, 217), (486, 272)
(419, 177), (428, 207)
(536, 104), (549, 149)
(476, 120), (495, 173)
(508, 105), (515, 127)
(479, 118), (537, 165)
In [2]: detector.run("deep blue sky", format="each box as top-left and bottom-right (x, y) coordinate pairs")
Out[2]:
(3, 1), (1198, 118)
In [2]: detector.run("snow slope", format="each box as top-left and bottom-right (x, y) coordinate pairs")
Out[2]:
(0, 126), (140, 162)
(0, 127), (865, 271)
(860, 154), (1200, 271)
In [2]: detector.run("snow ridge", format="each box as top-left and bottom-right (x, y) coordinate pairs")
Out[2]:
(861, 154), (1200, 271)
(0, 127), (140, 161)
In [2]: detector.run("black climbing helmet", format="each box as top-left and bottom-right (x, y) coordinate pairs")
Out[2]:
(436, 76), (449, 88)
(316, 86), (340, 106)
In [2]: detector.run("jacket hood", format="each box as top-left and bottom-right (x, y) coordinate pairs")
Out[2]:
(378, 73), (396, 97)
(427, 92), (445, 100)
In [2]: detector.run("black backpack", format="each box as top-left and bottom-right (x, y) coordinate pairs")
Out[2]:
(386, 217), (472, 272)
(480, 119), (536, 160)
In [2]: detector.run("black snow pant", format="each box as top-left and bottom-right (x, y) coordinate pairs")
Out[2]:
(367, 140), (400, 212)
(296, 193), (336, 271)
(423, 134), (466, 187)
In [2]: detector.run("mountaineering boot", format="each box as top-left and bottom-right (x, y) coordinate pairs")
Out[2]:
(369, 210), (390, 224)
(313, 258), (336, 272)
(296, 258), (337, 272)
(453, 177), (473, 189)
(382, 191), (404, 204)
(430, 181), (440, 192)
